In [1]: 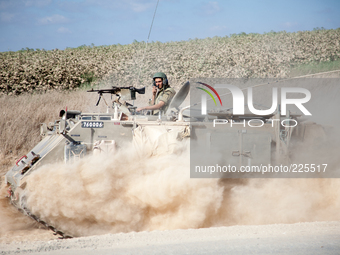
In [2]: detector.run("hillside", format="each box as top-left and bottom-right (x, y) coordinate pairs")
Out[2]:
(1, 29), (340, 95)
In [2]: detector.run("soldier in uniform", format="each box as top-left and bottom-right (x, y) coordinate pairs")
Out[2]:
(136, 72), (176, 115)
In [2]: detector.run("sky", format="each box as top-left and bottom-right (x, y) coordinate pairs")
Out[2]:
(0, 0), (340, 52)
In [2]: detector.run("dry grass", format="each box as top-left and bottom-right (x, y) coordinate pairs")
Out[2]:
(0, 91), (92, 176)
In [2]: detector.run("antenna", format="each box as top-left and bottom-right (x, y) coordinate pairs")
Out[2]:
(135, 0), (160, 87)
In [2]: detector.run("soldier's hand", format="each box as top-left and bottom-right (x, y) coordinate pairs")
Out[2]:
(152, 86), (157, 95)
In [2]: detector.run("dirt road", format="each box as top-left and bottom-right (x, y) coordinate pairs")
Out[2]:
(1, 221), (340, 254)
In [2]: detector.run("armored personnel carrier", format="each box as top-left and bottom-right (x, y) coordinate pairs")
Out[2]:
(3, 80), (326, 237)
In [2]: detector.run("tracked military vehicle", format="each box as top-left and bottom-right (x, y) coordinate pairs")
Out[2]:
(3, 80), (327, 238)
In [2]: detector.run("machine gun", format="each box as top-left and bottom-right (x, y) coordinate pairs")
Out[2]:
(87, 86), (145, 106)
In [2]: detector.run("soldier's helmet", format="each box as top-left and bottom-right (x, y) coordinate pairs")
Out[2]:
(153, 72), (168, 86)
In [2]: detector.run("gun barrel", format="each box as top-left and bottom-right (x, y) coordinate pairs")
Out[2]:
(88, 86), (145, 106)
(87, 86), (145, 94)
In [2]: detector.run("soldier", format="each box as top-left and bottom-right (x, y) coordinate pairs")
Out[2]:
(136, 72), (176, 115)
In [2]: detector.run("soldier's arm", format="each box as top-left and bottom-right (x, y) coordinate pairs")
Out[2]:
(136, 101), (165, 112)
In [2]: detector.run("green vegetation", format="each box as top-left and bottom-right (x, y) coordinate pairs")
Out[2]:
(290, 58), (340, 76)
(1, 29), (340, 95)
(80, 72), (98, 87)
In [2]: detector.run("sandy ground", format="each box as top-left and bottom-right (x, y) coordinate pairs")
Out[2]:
(1, 221), (340, 254)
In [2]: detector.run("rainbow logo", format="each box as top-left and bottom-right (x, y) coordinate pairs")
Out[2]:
(196, 82), (222, 106)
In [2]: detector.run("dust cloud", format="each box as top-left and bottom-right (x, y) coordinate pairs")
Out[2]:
(23, 143), (223, 237)
(0, 184), (36, 234)
(218, 178), (340, 226)
(1, 78), (340, 239)
(19, 143), (340, 237)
